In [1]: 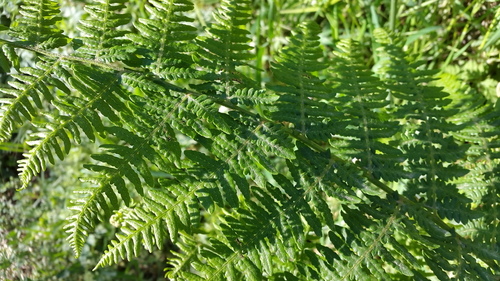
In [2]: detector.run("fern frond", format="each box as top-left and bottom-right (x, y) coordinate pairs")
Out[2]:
(65, 181), (118, 256)
(168, 178), (325, 280)
(96, 182), (200, 268)
(0, 44), (20, 73)
(98, 114), (291, 268)
(291, 144), (365, 204)
(330, 208), (404, 280)
(66, 171), (132, 256)
(87, 129), (156, 196)
(66, 124), (167, 256)
(436, 72), (500, 247)
(0, 57), (63, 142)
(140, 89), (214, 139)
(193, 0), (258, 103)
(330, 39), (404, 181)
(8, 0), (67, 48)
(74, 0), (132, 62)
(18, 118), (75, 189)
(269, 21), (336, 139)
(1, 0), (498, 278)
(227, 88), (278, 106)
(126, 0), (197, 80)
(376, 30), (474, 223)
(194, 117), (295, 190)
(8, 63), (132, 188)
(122, 96), (183, 170)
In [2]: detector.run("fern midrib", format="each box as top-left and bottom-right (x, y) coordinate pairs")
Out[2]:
(422, 106), (439, 210)
(0, 58), (62, 143)
(153, 2), (174, 75)
(341, 207), (399, 280)
(0, 38), (255, 119)
(413, 86), (440, 210)
(223, 27), (234, 98)
(35, 0), (44, 44)
(95, 0), (111, 60)
(354, 87), (375, 175)
(19, 60), (111, 188)
(454, 235), (465, 280)
(393, 59), (442, 210)
(299, 45), (307, 134)
(0, 39), (127, 72)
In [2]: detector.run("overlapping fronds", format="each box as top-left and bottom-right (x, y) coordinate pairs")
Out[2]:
(65, 125), (161, 255)
(167, 175), (326, 280)
(330, 39), (404, 181)
(0, 61), (130, 189)
(195, 117), (295, 188)
(1, 0), (498, 280)
(269, 21), (336, 139)
(436, 72), (500, 248)
(96, 180), (200, 269)
(375, 29), (474, 223)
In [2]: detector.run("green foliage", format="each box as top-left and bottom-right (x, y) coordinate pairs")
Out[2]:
(0, 0), (499, 280)
(8, 0), (67, 49)
(0, 146), (167, 281)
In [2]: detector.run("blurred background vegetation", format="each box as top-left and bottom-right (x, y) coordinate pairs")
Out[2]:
(0, 0), (498, 280)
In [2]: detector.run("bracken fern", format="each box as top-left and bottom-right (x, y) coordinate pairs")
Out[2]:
(0, 0), (498, 279)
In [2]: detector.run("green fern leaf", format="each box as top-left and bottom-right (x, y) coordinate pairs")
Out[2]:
(1, 0), (498, 279)
(269, 21), (335, 139)
(65, 182), (117, 256)
(8, 0), (68, 49)
(194, 122), (291, 189)
(435, 72), (500, 250)
(0, 58), (63, 142)
(96, 182), (200, 268)
(65, 125), (163, 257)
(376, 30), (474, 223)
(193, 0), (260, 106)
(74, 0), (132, 62)
(125, 0), (197, 79)
(330, 39), (404, 181)
(3, 62), (133, 188)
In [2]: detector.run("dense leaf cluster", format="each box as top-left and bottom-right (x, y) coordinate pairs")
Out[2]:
(0, 0), (498, 279)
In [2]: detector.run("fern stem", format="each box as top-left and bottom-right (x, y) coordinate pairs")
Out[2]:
(0, 39), (127, 71)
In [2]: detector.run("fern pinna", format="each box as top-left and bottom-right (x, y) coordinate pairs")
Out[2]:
(0, 0), (498, 279)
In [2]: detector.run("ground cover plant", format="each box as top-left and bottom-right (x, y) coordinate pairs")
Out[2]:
(0, 0), (499, 280)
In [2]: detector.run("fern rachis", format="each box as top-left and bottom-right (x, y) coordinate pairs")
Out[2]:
(0, 0), (498, 279)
